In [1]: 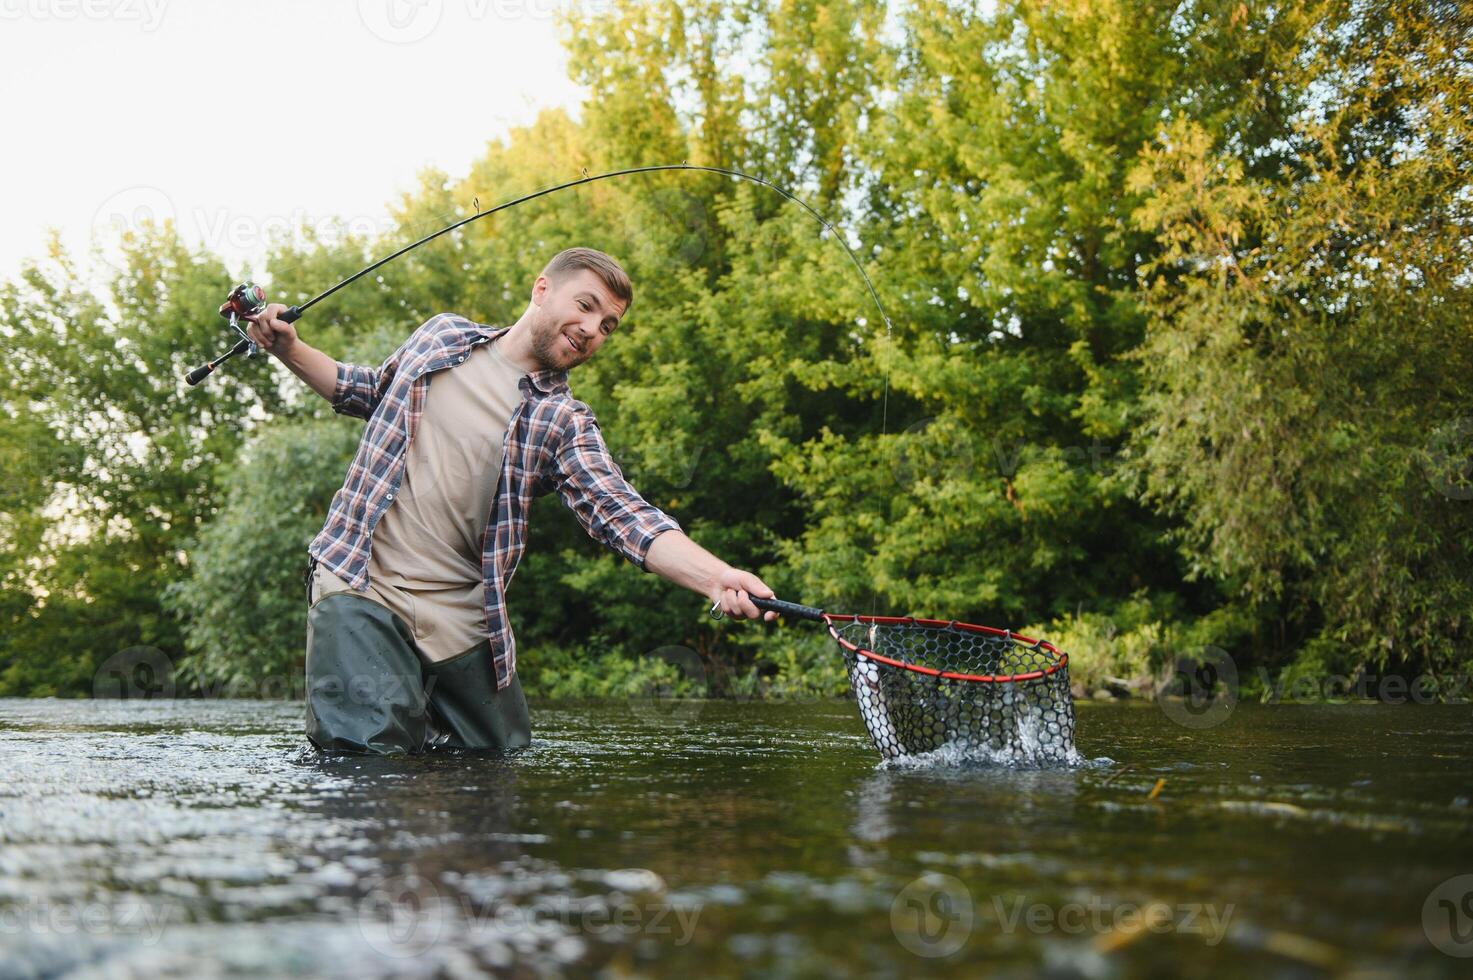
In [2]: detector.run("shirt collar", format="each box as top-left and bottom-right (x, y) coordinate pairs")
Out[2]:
(476, 324), (570, 396)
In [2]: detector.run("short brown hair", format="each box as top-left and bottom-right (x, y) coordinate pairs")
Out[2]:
(542, 247), (633, 313)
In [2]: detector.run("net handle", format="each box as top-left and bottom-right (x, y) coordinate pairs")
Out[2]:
(751, 596), (826, 622)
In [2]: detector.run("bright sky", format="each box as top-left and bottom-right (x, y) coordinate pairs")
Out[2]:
(0, 0), (592, 281)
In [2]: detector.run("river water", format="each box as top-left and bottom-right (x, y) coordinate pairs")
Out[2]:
(1, 698), (1470, 977)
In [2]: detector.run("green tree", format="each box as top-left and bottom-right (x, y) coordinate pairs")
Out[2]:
(1127, 0), (1473, 680)
(0, 229), (275, 695)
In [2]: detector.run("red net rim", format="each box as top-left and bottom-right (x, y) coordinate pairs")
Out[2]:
(822, 613), (1069, 684)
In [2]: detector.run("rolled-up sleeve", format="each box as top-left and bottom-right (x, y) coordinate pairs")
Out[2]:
(553, 413), (681, 570)
(330, 361), (384, 420)
(330, 318), (445, 420)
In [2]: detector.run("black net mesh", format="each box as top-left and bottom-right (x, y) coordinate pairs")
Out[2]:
(831, 617), (1078, 766)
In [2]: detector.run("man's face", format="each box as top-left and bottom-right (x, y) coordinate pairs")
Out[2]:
(528, 269), (627, 371)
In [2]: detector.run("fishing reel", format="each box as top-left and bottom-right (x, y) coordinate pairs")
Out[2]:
(186, 281), (301, 386)
(220, 281), (266, 360)
(220, 280), (267, 323)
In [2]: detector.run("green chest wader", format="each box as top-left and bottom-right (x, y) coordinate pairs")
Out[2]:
(304, 558), (531, 755)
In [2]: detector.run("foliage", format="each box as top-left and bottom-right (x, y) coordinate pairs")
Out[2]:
(1126, 0), (1473, 679)
(0, 0), (1467, 699)
(516, 644), (706, 700)
(162, 417), (361, 692)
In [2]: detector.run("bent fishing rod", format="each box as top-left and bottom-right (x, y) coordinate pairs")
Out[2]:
(186, 162), (895, 386)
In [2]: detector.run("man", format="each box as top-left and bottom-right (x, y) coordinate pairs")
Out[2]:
(245, 247), (775, 755)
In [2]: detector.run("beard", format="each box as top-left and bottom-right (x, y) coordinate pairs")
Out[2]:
(528, 307), (587, 371)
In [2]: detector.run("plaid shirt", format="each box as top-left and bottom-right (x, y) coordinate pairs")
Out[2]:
(308, 314), (681, 690)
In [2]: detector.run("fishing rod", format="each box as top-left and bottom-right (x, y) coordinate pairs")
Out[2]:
(185, 162), (895, 386)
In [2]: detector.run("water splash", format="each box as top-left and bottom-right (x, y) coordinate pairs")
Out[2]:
(878, 706), (1090, 770)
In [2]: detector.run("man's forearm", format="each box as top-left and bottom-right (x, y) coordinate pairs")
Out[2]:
(644, 529), (775, 621)
(644, 530), (728, 598)
(278, 340), (339, 403)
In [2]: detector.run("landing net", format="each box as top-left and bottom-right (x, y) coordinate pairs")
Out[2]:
(828, 616), (1077, 766)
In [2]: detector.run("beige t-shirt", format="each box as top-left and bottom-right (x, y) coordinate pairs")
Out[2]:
(313, 336), (526, 662)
